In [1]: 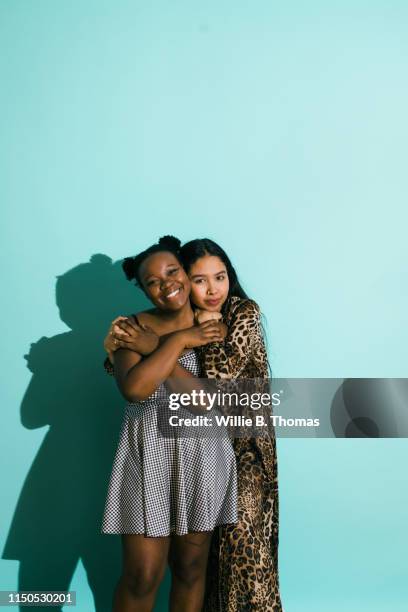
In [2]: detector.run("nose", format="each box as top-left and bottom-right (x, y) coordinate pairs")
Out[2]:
(161, 278), (176, 291)
(206, 280), (217, 295)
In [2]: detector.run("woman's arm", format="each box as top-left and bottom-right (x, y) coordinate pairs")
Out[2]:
(202, 299), (264, 379)
(112, 334), (182, 401)
(112, 321), (224, 402)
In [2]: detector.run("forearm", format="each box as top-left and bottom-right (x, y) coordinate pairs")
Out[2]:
(165, 363), (212, 415)
(104, 338), (156, 376)
(206, 341), (247, 379)
(114, 334), (186, 402)
(202, 302), (261, 379)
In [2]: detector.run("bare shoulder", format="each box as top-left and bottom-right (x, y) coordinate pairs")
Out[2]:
(132, 308), (158, 323)
(132, 309), (165, 334)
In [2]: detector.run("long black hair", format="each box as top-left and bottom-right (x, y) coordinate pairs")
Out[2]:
(180, 237), (272, 376)
(122, 235), (182, 289)
(179, 238), (249, 314)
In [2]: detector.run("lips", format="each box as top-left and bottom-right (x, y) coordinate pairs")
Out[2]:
(205, 298), (221, 306)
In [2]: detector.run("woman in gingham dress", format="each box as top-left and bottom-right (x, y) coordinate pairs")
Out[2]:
(100, 235), (238, 612)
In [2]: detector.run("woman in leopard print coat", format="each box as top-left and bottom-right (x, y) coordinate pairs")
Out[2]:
(180, 239), (283, 612)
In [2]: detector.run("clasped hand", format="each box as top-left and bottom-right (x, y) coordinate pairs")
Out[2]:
(103, 316), (158, 356)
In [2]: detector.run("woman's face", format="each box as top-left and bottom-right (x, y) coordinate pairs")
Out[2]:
(139, 251), (191, 311)
(188, 255), (229, 312)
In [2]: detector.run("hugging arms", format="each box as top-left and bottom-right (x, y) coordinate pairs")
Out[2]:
(103, 312), (226, 402)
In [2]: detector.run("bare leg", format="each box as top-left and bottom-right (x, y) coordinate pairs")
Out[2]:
(113, 534), (170, 612)
(168, 530), (213, 612)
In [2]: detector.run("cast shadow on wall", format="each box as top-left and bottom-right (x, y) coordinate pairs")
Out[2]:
(2, 253), (169, 612)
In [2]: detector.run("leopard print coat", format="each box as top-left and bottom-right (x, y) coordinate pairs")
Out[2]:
(198, 296), (283, 612)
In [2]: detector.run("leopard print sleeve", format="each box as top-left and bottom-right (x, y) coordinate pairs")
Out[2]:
(203, 298), (263, 379)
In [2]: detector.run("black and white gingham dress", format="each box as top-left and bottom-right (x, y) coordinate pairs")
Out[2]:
(101, 349), (238, 536)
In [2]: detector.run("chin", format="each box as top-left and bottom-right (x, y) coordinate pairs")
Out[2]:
(172, 297), (189, 309)
(204, 299), (227, 311)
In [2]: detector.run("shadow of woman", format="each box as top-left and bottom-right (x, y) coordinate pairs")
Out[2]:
(2, 254), (151, 611)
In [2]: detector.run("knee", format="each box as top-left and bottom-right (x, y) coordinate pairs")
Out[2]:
(121, 564), (163, 598)
(169, 554), (206, 588)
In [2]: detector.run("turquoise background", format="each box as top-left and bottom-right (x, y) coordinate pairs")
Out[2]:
(1, 1), (408, 610)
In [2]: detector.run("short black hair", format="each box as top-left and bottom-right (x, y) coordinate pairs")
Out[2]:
(122, 235), (182, 288)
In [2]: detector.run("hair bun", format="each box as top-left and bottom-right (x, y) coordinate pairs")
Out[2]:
(158, 235), (181, 251)
(90, 254), (112, 266)
(122, 256), (136, 281)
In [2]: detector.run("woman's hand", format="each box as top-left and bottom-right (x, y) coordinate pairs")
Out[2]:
(194, 308), (223, 324)
(103, 316), (129, 362)
(112, 316), (159, 356)
(177, 320), (227, 349)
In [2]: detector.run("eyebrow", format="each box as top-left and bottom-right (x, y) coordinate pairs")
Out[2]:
(190, 269), (227, 279)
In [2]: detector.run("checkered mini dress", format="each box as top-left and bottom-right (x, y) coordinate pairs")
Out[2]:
(100, 349), (238, 537)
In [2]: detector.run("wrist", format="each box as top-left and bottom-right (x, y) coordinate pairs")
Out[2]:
(167, 330), (187, 351)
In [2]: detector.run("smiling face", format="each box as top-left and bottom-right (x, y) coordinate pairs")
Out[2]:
(188, 255), (230, 312)
(138, 251), (191, 311)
